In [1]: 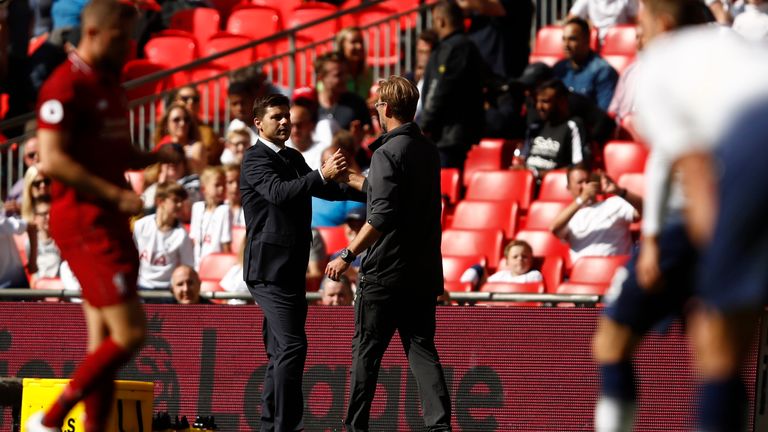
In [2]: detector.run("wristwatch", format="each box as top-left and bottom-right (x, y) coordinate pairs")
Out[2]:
(340, 248), (356, 264)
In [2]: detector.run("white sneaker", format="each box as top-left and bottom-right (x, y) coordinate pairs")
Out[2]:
(25, 412), (62, 432)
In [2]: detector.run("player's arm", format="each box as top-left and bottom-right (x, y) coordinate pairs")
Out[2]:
(38, 129), (142, 214)
(675, 151), (717, 247)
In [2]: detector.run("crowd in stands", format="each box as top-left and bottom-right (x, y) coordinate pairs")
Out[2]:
(2, 0), (767, 304)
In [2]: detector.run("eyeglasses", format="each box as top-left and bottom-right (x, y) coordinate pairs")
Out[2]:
(180, 95), (200, 103)
(374, 101), (387, 108)
(31, 178), (51, 188)
(170, 117), (190, 123)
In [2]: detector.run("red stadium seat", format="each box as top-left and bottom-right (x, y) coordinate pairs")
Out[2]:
(144, 32), (198, 85)
(444, 281), (474, 293)
(231, 225), (246, 255)
(286, 3), (339, 43)
(199, 253), (238, 282)
(463, 146), (507, 187)
(227, 5), (282, 43)
(440, 168), (461, 205)
(189, 65), (230, 123)
(442, 228), (505, 270)
(557, 255), (630, 296)
(317, 226), (348, 254)
(524, 200), (568, 231)
(169, 7), (221, 48)
(538, 168), (571, 202)
(617, 172), (645, 198)
(540, 255), (564, 293)
(352, 5), (400, 66)
(465, 170), (535, 211)
(601, 24), (637, 57)
(603, 140), (649, 180)
(478, 281), (545, 306)
(203, 32), (258, 69)
(442, 255), (486, 284)
(451, 200), (519, 239)
(122, 59), (168, 101)
(531, 25), (599, 59)
(514, 229), (570, 268)
(253, 0), (303, 31)
(209, 0), (243, 20)
(557, 282), (609, 296)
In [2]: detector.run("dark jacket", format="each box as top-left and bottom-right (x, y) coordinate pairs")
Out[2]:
(420, 31), (486, 153)
(360, 123), (444, 297)
(240, 141), (364, 287)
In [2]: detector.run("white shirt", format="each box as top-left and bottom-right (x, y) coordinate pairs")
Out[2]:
(487, 270), (544, 284)
(733, 3), (768, 41)
(560, 196), (636, 263)
(227, 119), (258, 145)
(219, 264), (249, 293)
(26, 236), (61, 279)
(0, 215), (26, 282)
(569, 0), (638, 40)
(189, 202), (232, 269)
(635, 26), (768, 235)
(133, 215), (194, 289)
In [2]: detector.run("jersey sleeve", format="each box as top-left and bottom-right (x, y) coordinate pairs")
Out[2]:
(36, 73), (76, 132)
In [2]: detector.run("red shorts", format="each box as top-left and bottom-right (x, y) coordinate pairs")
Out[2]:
(57, 228), (139, 307)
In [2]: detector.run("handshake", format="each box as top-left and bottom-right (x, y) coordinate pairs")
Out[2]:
(321, 148), (356, 183)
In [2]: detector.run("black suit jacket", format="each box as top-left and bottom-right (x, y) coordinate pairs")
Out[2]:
(240, 141), (364, 288)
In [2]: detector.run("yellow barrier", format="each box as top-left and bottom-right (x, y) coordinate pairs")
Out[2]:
(19, 378), (153, 432)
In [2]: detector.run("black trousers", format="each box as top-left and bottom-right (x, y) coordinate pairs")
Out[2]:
(248, 281), (308, 432)
(345, 285), (452, 432)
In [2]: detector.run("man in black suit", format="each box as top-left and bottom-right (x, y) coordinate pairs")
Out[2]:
(240, 93), (365, 432)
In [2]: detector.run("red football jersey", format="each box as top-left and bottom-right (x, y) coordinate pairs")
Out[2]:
(36, 51), (135, 243)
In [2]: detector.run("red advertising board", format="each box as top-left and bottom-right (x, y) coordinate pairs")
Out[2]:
(0, 304), (757, 431)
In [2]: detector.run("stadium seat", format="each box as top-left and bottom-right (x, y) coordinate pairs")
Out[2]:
(531, 25), (599, 60)
(465, 170), (535, 212)
(350, 5), (400, 66)
(199, 253), (238, 283)
(601, 24), (637, 57)
(540, 255), (564, 293)
(231, 225), (246, 255)
(144, 32), (198, 85)
(122, 59), (168, 102)
(462, 146), (507, 187)
(617, 172), (645, 198)
(442, 255), (486, 284)
(479, 138), (516, 162)
(125, 171), (145, 194)
(603, 140), (649, 180)
(227, 5), (282, 43)
(451, 200), (519, 239)
(478, 281), (545, 306)
(538, 168), (571, 202)
(209, 0), (243, 20)
(514, 229), (570, 268)
(203, 32), (257, 69)
(557, 255), (630, 296)
(252, 0), (303, 31)
(189, 65), (230, 124)
(286, 3), (340, 43)
(444, 281), (474, 293)
(440, 168), (461, 205)
(169, 7), (221, 48)
(524, 200), (568, 231)
(317, 226), (347, 254)
(442, 228), (504, 270)
(557, 282), (608, 296)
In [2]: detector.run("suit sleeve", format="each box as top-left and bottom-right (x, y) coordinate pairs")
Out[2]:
(242, 148), (325, 206)
(366, 149), (400, 233)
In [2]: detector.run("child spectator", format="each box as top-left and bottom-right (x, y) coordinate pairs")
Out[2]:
(487, 240), (543, 283)
(26, 196), (61, 280)
(189, 166), (231, 269)
(133, 182), (194, 293)
(220, 128), (251, 165)
(154, 102), (207, 174)
(224, 164), (245, 227)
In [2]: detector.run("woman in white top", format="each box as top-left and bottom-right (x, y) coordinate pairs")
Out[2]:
(133, 182), (194, 291)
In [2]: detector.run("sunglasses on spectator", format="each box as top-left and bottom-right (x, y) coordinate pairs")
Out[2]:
(171, 117), (190, 123)
(179, 95), (200, 103)
(32, 178), (51, 188)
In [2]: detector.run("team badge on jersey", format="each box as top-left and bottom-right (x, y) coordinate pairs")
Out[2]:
(40, 100), (64, 124)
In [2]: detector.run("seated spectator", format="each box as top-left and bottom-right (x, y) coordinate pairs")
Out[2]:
(319, 275), (354, 306)
(133, 182), (194, 293)
(189, 166), (231, 269)
(170, 265), (211, 304)
(220, 128), (250, 165)
(5, 131), (39, 214)
(174, 85), (223, 165)
(607, 25), (643, 124)
(520, 79), (590, 178)
(154, 102), (207, 174)
(141, 144), (201, 220)
(311, 143), (366, 227)
(226, 80), (259, 145)
(286, 99), (327, 170)
(459, 240), (543, 288)
(550, 164), (642, 263)
(223, 164), (244, 227)
(733, 0), (768, 41)
(26, 196), (61, 281)
(568, 0), (638, 41)
(553, 17), (619, 111)
(315, 52), (372, 138)
(521, 62), (615, 145)
(0, 212), (34, 288)
(335, 27), (373, 101)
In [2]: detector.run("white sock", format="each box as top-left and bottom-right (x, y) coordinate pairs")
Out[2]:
(595, 396), (635, 432)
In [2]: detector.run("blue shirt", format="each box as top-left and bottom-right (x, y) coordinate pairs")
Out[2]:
(51, 0), (88, 29)
(311, 198), (365, 228)
(554, 53), (618, 111)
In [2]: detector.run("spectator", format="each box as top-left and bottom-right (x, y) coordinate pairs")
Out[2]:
(607, 25), (643, 124)
(286, 101), (327, 170)
(568, 0), (638, 41)
(520, 79), (590, 177)
(170, 265), (211, 304)
(219, 128), (250, 165)
(550, 163), (642, 263)
(553, 17), (619, 111)
(319, 275), (353, 305)
(141, 144), (201, 219)
(133, 182), (194, 293)
(154, 102), (207, 174)
(0, 211), (34, 288)
(420, 0), (486, 168)
(27, 197), (59, 281)
(174, 86), (223, 166)
(223, 164), (244, 227)
(733, 0), (768, 41)
(5, 129), (40, 214)
(409, 30), (439, 122)
(226, 80), (259, 145)
(315, 52), (372, 136)
(460, 0), (535, 79)
(189, 166), (231, 269)
(487, 240), (543, 283)
(311, 138), (366, 227)
(335, 27), (373, 101)
(20, 165), (52, 223)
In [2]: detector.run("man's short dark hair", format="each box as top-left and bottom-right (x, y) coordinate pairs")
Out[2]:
(536, 79), (568, 99)
(253, 94), (291, 120)
(566, 163), (590, 184)
(418, 29), (439, 47)
(292, 98), (319, 124)
(433, 0), (464, 30)
(229, 80), (256, 97)
(565, 17), (591, 39)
